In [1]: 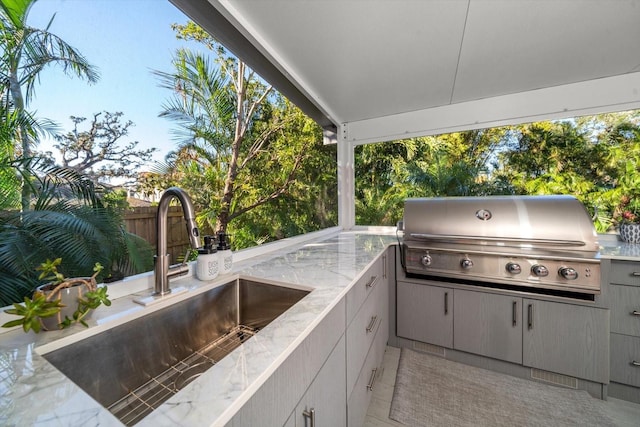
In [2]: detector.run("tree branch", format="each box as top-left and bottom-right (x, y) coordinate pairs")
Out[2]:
(228, 152), (305, 221)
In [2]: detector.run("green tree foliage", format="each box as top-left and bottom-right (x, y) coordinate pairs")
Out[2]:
(355, 138), (419, 225)
(227, 103), (337, 248)
(354, 113), (640, 232)
(355, 128), (512, 225)
(150, 22), (336, 248)
(495, 113), (640, 231)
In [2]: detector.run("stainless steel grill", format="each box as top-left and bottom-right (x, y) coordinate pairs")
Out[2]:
(401, 195), (601, 295)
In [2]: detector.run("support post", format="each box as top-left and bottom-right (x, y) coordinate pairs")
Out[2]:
(336, 124), (355, 229)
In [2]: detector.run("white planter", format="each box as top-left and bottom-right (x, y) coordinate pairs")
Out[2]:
(36, 277), (95, 331)
(618, 223), (640, 244)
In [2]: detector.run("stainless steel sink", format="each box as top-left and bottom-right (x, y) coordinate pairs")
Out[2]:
(41, 277), (310, 426)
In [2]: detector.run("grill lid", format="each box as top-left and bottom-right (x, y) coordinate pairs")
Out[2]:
(403, 195), (599, 252)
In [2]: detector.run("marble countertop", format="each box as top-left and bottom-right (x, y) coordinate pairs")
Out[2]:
(597, 233), (640, 261)
(0, 228), (397, 427)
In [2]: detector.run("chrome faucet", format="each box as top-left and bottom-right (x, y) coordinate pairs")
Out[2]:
(154, 187), (201, 296)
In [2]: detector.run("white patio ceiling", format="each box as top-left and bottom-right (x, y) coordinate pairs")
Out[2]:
(173, 0), (640, 144)
(171, 0), (640, 228)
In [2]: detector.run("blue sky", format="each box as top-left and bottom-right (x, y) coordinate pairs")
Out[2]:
(28, 0), (204, 164)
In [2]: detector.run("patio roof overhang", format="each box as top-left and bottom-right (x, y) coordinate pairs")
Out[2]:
(170, 0), (640, 227)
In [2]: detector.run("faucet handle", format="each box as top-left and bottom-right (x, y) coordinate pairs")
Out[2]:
(166, 248), (194, 281)
(180, 248), (194, 266)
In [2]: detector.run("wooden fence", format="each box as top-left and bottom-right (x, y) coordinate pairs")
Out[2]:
(124, 206), (192, 264)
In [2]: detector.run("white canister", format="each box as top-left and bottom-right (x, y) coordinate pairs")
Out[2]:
(196, 235), (219, 281)
(217, 232), (233, 275)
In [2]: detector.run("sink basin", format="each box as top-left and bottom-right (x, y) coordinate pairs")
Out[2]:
(41, 277), (310, 426)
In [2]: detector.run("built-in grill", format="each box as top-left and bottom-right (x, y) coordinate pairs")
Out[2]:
(401, 195), (601, 297)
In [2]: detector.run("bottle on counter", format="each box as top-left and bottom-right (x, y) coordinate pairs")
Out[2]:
(196, 235), (219, 281)
(217, 231), (233, 275)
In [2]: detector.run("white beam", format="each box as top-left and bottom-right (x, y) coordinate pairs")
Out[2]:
(344, 72), (640, 145)
(337, 125), (355, 229)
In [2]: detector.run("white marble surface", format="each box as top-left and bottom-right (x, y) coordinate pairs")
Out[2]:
(598, 233), (640, 261)
(0, 229), (397, 427)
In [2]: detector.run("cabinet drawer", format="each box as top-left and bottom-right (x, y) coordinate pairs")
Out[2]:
(609, 260), (640, 287)
(611, 333), (640, 387)
(347, 315), (386, 427)
(346, 274), (387, 396)
(608, 285), (640, 336)
(346, 256), (383, 326)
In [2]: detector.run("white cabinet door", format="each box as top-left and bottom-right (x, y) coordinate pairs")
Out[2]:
(397, 281), (453, 348)
(294, 335), (346, 427)
(523, 299), (609, 383)
(454, 289), (523, 364)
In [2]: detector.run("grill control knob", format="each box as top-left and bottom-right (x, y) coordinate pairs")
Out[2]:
(558, 267), (579, 280)
(460, 257), (473, 270)
(531, 264), (549, 277)
(421, 254), (432, 266)
(506, 262), (521, 274)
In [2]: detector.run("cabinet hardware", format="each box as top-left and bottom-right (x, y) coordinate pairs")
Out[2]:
(302, 408), (315, 427)
(527, 304), (533, 330)
(632, 310), (640, 316)
(631, 272), (640, 277)
(366, 275), (378, 289)
(382, 255), (387, 279)
(366, 315), (378, 333)
(366, 368), (378, 391)
(632, 361), (640, 367)
(512, 301), (518, 327)
(444, 292), (449, 315)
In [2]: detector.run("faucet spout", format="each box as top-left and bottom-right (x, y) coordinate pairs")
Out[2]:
(155, 187), (200, 296)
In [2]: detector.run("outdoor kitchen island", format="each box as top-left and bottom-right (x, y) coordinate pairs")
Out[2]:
(0, 228), (397, 426)
(0, 228), (638, 426)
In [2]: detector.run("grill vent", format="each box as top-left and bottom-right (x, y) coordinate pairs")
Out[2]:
(530, 368), (578, 389)
(413, 341), (445, 357)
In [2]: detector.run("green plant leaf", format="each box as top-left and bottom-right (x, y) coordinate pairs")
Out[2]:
(1, 318), (25, 328)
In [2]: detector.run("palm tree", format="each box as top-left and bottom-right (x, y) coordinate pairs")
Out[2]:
(0, 0), (99, 210)
(155, 48), (306, 235)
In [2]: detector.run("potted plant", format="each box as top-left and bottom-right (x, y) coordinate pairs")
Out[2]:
(2, 258), (111, 333)
(617, 196), (640, 243)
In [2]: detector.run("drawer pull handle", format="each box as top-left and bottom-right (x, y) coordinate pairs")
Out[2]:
(366, 275), (378, 289)
(632, 361), (640, 367)
(366, 368), (378, 391)
(366, 315), (378, 333)
(382, 254), (387, 279)
(632, 272), (640, 277)
(527, 304), (534, 330)
(302, 408), (315, 427)
(632, 310), (640, 316)
(444, 292), (449, 315)
(512, 301), (518, 327)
